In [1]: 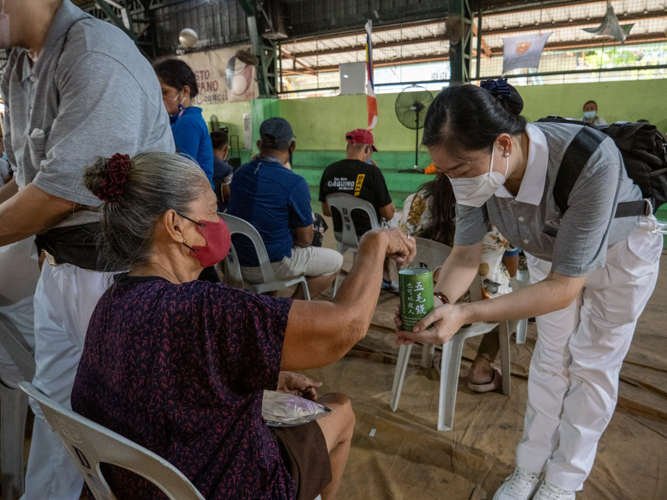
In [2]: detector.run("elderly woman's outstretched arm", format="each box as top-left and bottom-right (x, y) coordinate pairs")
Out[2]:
(281, 228), (415, 371)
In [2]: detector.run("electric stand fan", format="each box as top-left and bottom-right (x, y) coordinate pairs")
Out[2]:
(395, 85), (434, 173)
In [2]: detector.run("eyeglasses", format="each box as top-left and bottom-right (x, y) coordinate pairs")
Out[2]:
(176, 212), (205, 227)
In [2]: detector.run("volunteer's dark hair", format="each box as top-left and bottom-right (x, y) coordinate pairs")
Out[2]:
(422, 81), (526, 158)
(210, 129), (229, 150)
(413, 173), (457, 246)
(154, 59), (199, 98)
(583, 100), (598, 109)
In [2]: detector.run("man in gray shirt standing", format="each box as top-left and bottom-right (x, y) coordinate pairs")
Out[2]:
(0, 1), (174, 498)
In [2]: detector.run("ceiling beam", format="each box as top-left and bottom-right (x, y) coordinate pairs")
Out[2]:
(281, 31), (667, 74)
(477, 0), (608, 16)
(472, 21), (492, 59)
(282, 35), (447, 60)
(283, 19), (446, 45)
(281, 49), (317, 75)
(482, 10), (667, 38)
(282, 10), (666, 62)
(283, 53), (450, 75)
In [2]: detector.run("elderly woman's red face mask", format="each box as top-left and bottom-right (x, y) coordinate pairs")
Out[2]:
(179, 213), (231, 268)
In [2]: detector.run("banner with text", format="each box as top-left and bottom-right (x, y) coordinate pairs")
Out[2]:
(177, 46), (259, 104)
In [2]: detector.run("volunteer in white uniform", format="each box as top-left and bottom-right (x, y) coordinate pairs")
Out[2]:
(395, 79), (662, 500)
(0, 1), (174, 498)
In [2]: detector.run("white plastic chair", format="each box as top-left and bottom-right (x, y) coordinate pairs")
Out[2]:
(389, 237), (515, 431)
(325, 193), (380, 297)
(0, 313), (36, 500)
(19, 382), (205, 500)
(220, 213), (311, 300)
(325, 193), (379, 254)
(514, 268), (530, 344)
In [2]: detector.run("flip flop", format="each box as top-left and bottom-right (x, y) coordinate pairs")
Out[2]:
(467, 368), (502, 393)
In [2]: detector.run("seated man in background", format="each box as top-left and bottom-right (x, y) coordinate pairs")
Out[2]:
(319, 129), (395, 234)
(319, 129), (396, 288)
(210, 129), (234, 211)
(227, 117), (342, 299)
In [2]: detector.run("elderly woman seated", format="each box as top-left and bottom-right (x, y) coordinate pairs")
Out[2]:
(71, 152), (415, 500)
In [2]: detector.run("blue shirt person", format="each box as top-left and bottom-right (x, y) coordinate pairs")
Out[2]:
(228, 156), (312, 267)
(155, 59), (214, 188)
(227, 117), (343, 300)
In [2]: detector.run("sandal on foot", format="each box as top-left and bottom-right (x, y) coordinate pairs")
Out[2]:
(467, 367), (502, 393)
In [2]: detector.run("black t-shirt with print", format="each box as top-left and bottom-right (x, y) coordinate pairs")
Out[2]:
(319, 159), (393, 236)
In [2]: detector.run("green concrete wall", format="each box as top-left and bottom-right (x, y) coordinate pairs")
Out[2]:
(199, 101), (250, 139)
(199, 79), (667, 154)
(198, 79), (667, 224)
(279, 79), (667, 153)
(517, 79), (667, 131)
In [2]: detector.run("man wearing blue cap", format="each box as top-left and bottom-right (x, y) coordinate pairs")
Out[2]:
(227, 117), (343, 298)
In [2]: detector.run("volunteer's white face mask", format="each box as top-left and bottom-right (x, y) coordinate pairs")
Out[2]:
(449, 144), (509, 207)
(0, 0), (10, 50)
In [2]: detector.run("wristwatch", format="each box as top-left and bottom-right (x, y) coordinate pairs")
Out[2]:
(434, 292), (450, 305)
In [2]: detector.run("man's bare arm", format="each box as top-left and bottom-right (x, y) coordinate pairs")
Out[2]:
(0, 178), (19, 205)
(0, 183), (79, 246)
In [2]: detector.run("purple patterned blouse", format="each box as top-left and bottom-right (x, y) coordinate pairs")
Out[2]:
(71, 275), (296, 499)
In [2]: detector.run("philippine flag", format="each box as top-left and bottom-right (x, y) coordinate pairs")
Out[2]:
(365, 20), (378, 130)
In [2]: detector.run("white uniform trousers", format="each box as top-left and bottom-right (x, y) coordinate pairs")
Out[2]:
(22, 262), (110, 500)
(0, 237), (40, 387)
(516, 228), (662, 492)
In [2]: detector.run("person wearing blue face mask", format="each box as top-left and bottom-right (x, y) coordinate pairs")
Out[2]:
(155, 58), (215, 190)
(581, 100), (607, 126)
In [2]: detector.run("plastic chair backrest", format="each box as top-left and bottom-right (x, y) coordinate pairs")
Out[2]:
(325, 193), (379, 249)
(408, 237), (484, 302)
(0, 313), (36, 381)
(219, 229), (244, 289)
(410, 237), (452, 271)
(19, 382), (205, 500)
(220, 213), (280, 285)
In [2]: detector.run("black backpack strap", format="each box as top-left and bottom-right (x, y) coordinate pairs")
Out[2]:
(553, 126), (607, 215)
(615, 199), (652, 217)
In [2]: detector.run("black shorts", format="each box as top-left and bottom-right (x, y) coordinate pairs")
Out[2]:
(271, 421), (332, 500)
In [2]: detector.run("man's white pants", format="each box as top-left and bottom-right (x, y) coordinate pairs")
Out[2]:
(22, 262), (110, 500)
(0, 238), (40, 388)
(516, 229), (662, 492)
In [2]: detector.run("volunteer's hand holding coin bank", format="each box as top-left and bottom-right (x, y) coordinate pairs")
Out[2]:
(395, 294), (468, 346)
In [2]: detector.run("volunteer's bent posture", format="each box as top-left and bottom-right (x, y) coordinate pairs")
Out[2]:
(0, 0), (174, 498)
(396, 80), (661, 500)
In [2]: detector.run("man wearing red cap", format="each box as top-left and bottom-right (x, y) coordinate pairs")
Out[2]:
(319, 129), (395, 236)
